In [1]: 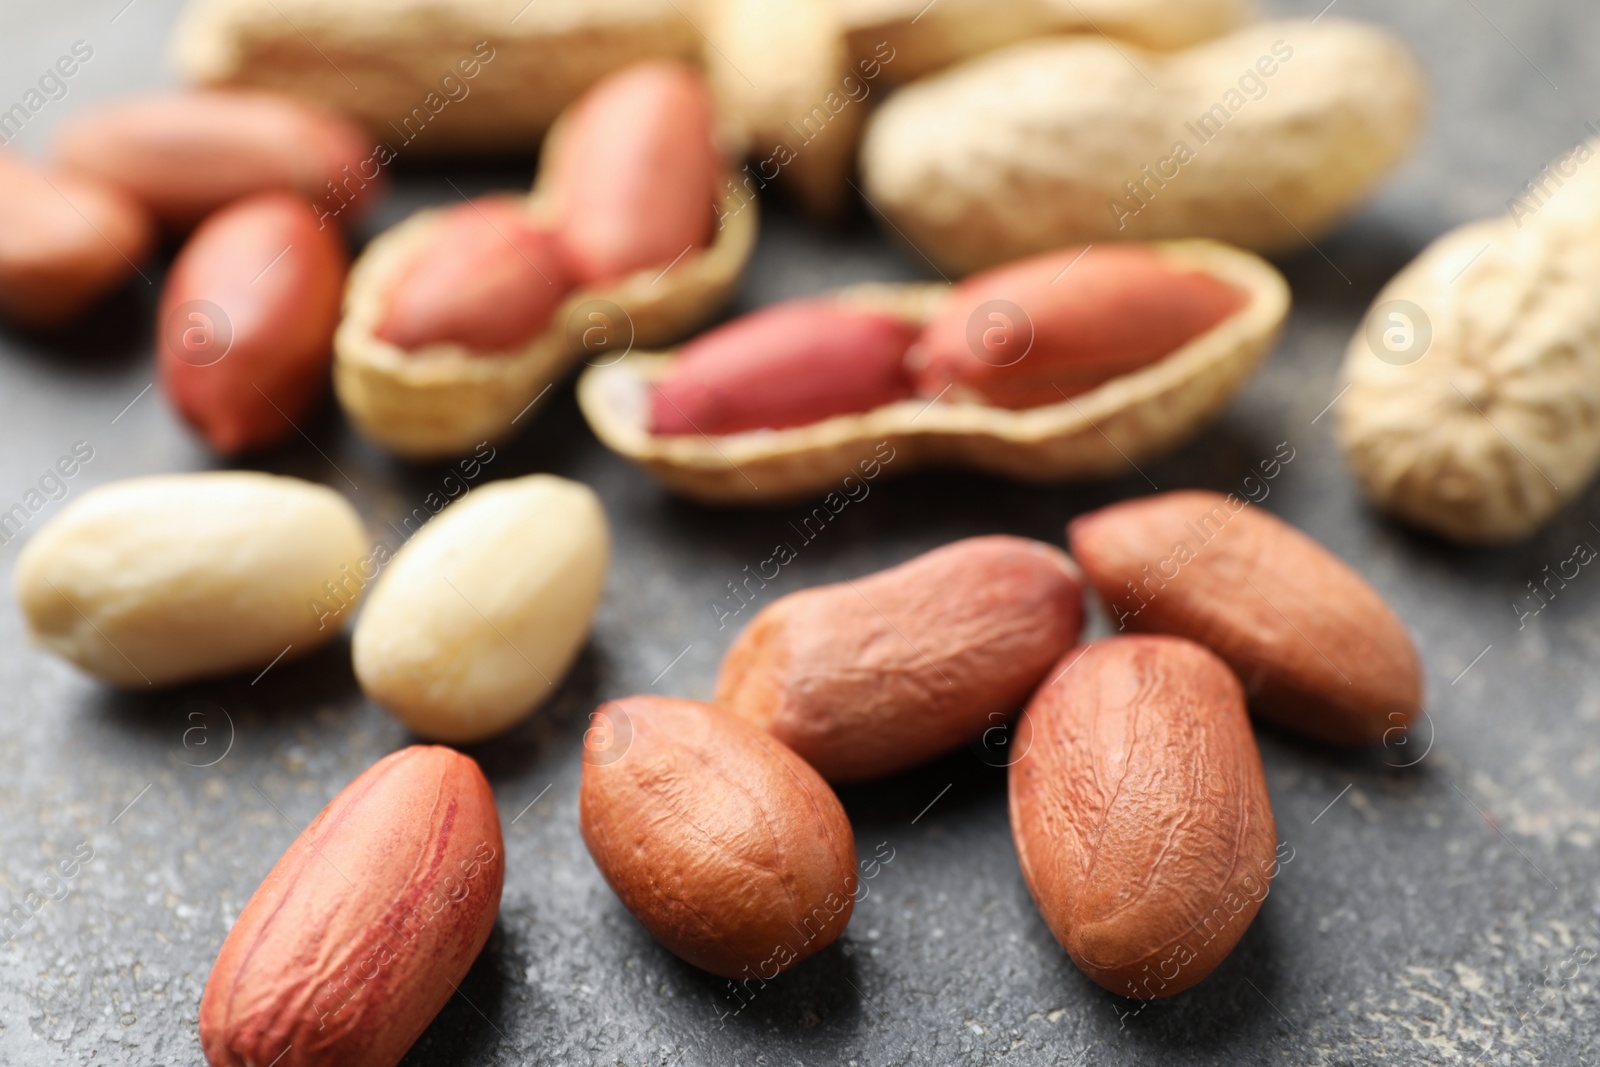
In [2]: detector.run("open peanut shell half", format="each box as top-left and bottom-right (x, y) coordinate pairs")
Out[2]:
(578, 240), (1288, 504)
(334, 118), (758, 460)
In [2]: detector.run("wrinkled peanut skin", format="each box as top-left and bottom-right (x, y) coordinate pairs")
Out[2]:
(55, 90), (378, 229)
(159, 192), (347, 455)
(1069, 490), (1423, 746)
(650, 300), (919, 434)
(717, 535), (1085, 782)
(579, 696), (857, 979)
(200, 746), (504, 1067)
(0, 151), (154, 330)
(549, 62), (720, 285)
(1010, 636), (1278, 998)
(909, 246), (1246, 408)
(374, 197), (573, 353)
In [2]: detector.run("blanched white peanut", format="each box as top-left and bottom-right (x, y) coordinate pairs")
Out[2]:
(14, 472), (368, 687)
(352, 475), (609, 742)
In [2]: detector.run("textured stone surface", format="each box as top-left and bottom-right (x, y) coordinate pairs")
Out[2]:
(1, 1), (1599, 1064)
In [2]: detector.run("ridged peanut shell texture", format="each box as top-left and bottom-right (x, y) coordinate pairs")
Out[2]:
(579, 696), (857, 978)
(200, 746), (504, 1067)
(353, 475), (609, 743)
(1010, 637), (1277, 998)
(14, 472), (367, 687)
(717, 535), (1085, 783)
(1337, 138), (1600, 544)
(861, 20), (1425, 273)
(580, 240), (1288, 503)
(1069, 490), (1423, 746)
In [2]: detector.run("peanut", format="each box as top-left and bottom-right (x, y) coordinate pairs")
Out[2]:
(1069, 490), (1423, 746)
(200, 745), (503, 1067)
(374, 197), (573, 353)
(908, 245), (1247, 408)
(549, 62), (720, 286)
(352, 475), (609, 743)
(158, 192), (348, 455)
(54, 90), (378, 230)
(1337, 138), (1600, 544)
(579, 695), (856, 978)
(0, 151), (154, 330)
(650, 299), (920, 435)
(717, 535), (1084, 782)
(1010, 636), (1277, 998)
(13, 472), (368, 688)
(860, 21), (1425, 272)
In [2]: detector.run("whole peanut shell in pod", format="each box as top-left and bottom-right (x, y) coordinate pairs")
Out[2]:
(860, 20), (1425, 273)
(170, 0), (699, 156)
(159, 192), (348, 455)
(546, 61), (720, 285)
(579, 695), (857, 978)
(54, 90), (378, 230)
(579, 240), (1288, 503)
(334, 63), (757, 460)
(700, 0), (862, 219)
(352, 475), (609, 743)
(716, 535), (1084, 783)
(837, 0), (1249, 84)
(1068, 490), (1423, 746)
(0, 151), (154, 330)
(13, 472), (368, 687)
(1010, 636), (1278, 999)
(199, 745), (504, 1067)
(908, 245), (1247, 407)
(1337, 138), (1600, 544)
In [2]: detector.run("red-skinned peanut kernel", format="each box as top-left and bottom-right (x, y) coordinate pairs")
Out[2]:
(549, 62), (720, 286)
(54, 90), (379, 231)
(374, 197), (573, 354)
(158, 192), (347, 455)
(908, 245), (1247, 408)
(649, 300), (920, 436)
(0, 151), (154, 330)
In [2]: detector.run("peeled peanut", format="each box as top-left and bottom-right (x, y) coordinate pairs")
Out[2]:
(0, 151), (154, 330)
(861, 21), (1425, 272)
(717, 535), (1084, 782)
(374, 197), (573, 353)
(54, 90), (377, 229)
(158, 192), (348, 455)
(1011, 636), (1278, 998)
(1069, 490), (1423, 745)
(909, 245), (1247, 407)
(201, 745), (503, 1067)
(579, 695), (857, 978)
(14, 472), (367, 687)
(548, 62), (720, 285)
(353, 475), (609, 743)
(650, 299), (920, 435)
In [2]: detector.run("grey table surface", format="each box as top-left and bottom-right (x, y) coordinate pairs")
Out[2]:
(3, 0), (1600, 1064)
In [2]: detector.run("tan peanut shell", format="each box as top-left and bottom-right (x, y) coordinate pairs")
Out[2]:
(838, 0), (1250, 84)
(701, 0), (862, 218)
(170, 0), (697, 155)
(1336, 140), (1600, 544)
(717, 535), (1085, 783)
(352, 475), (610, 744)
(860, 20), (1426, 273)
(1069, 490), (1424, 746)
(578, 239), (1287, 503)
(200, 745), (504, 1067)
(1010, 636), (1278, 998)
(13, 472), (367, 687)
(579, 695), (857, 979)
(334, 118), (757, 460)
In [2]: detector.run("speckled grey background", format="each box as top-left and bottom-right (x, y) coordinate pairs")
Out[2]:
(2, 0), (1599, 1063)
